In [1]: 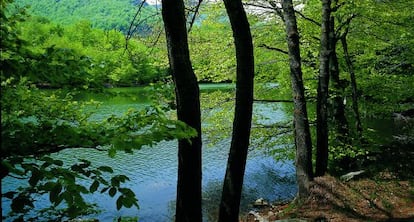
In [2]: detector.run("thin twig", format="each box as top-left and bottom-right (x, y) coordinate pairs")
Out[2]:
(188, 0), (204, 33)
(125, 0), (147, 50)
(253, 99), (293, 103)
(258, 43), (289, 54)
(295, 10), (320, 26)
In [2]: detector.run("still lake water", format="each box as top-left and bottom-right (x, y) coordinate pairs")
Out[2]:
(2, 85), (297, 221)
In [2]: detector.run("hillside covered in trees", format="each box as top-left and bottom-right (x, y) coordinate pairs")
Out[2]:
(13, 0), (158, 33)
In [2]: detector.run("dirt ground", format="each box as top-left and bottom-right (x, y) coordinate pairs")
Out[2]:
(242, 173), (414, 222)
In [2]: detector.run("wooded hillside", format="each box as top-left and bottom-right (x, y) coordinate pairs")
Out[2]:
(13, 0), (158, 33)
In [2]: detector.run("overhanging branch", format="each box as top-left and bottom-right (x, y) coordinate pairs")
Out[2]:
(295, 10), (320, 26)
(258, 43), (289, 55)
(188, 0), (204, 33)
(253, 99), (293, 103)
(3, 144), (107, 159)
(335, 14), (358, 38)
(126, 0), (147, 43)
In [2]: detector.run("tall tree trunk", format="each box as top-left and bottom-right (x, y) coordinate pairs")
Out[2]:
(341, 31), (362, 137)
(218, 0), (254, 221)
(315, 0), (331, 177)
(328, 21), (349, 140)
(161, 1), (202, 221)
(281, 0), (313, 200)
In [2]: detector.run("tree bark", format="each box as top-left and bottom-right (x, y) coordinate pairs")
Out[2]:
(341, 31), (362, 137)
(161, 1), (202, 221)
(218, 0), (254, 221)
(328, 21), (349, 140)
(315, 0), (331, 177)
(281, 0), (314, 200)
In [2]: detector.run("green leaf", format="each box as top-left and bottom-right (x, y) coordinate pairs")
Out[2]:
(41, 161), (52, 169)
(28, 169), (42, 187)
(41, 156), (54, 163)
(55, 193), (64, 206)
(116, 196), (123, 210)
(11, 195), (29, 213)
(100, 187), (109, 193)
(118, 188), (134, 196)
(109, 187), (117, 197)
(21, 163), (36, 172)
(62, 172), (76, 183)
(112, 175), (129, 184)
(122, 196), (134, 208)
(97, 166), (113, 173)
(89, 180), (99, 193)
(76, 184), (89, 194)
(50, 183), (62, 204)
(2, 160), (24, 176)
(3, 191), (17, 199)
(108, 147), (117, 158)
(111, 177), (120, 187)
(53, 159), (64, 166)
(62, 191), (74, 205)
(71, 164), (83, 172)
(43, 182), (56, 191)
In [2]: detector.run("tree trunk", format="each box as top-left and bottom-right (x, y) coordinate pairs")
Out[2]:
(161, 1), (202, 221)
(281, 0), (314, 200)
(341, 32), (362, 137)
(218, 0), (254, 221)
(315, 0), (331, 177)
(328, 23), (349, 140)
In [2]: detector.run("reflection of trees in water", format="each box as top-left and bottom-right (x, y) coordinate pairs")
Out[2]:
(371, 117), (414, 179)
(244, 162), (297, 202)
(203, 181), (261, 221)
(167, 200), (176, 221)
(202, 180), (222, 222)
(202, 180), (261, 222)
(166, 157), (297, 221)
(202, 164), (297, 222)
(167, 181), (226, 221)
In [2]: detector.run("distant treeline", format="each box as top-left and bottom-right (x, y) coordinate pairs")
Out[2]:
(13, 0), (159, 34)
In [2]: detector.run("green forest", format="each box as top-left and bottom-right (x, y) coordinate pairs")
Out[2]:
(1, 0), (413, 221)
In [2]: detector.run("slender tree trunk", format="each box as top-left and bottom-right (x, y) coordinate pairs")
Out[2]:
(328, 23), (349, 139)
(341, 31), (362, 137)
(281, 0), (313, 200)
(218, 0), (254, 221)
(161, 1), (202, 221)
(315, 0), (331, 177)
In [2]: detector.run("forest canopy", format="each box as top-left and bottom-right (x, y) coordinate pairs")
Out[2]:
(13, 0), (159, 33)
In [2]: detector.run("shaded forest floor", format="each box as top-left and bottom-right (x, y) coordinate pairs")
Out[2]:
(243, 135), (414, 222)
(243, 174), (414, 222)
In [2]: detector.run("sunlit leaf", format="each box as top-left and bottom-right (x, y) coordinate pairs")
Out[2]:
(108, 147), (117, 158)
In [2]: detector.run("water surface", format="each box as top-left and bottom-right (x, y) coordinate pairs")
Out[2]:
(1, 85), (297, 221)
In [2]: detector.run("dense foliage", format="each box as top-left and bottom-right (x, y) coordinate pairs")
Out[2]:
(13, 0), (158, 33)
(1, 11), (165, 88)
(1, 1), (196, 220)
